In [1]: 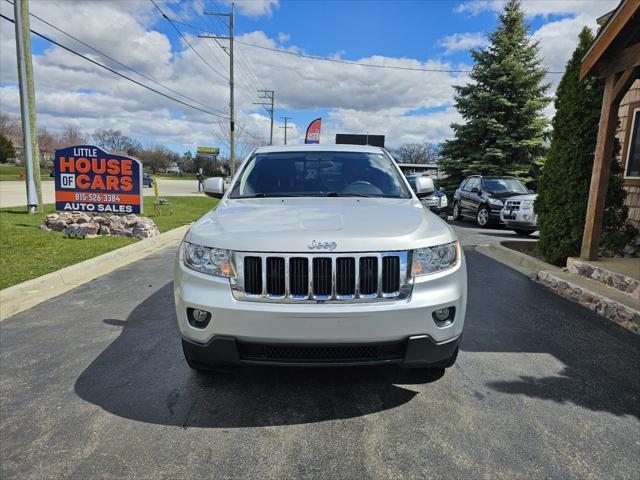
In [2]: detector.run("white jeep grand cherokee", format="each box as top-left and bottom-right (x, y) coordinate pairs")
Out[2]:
(175, 145), (467, 370)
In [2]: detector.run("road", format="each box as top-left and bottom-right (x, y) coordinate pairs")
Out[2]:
(1, 222), (638, 479)
(0, 179), (201, 208)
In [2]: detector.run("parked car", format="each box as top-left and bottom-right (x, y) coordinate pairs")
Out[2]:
(501, 194), (538, 236)
(142, 172), (154, 187)
(175, 145), (467, 372)
(405, 174), (448, 220)
(452, 175), (530, 227)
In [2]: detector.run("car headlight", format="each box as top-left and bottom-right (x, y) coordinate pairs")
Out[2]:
(412, 241), (460, 276)
(521, 200), (534, 209)
(440, 195), (448, 208)
(183, 242), (234, 278)
(488, 198), (503, 207)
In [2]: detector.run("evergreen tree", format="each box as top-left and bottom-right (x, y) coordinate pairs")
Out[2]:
(440, 0), (550, 185)
(536, 27), (634, 265)
(0, 133), (15, 163)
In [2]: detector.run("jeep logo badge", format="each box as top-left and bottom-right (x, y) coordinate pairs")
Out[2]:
(308, 240), (338, 251)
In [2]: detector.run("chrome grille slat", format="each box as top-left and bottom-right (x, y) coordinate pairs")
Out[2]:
(232, 251), (410, 303)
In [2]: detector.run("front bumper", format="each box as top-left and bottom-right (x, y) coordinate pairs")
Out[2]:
(175, 253), (467, 365)
(500, 209), (537, 230)
(182, 334), (461, 368)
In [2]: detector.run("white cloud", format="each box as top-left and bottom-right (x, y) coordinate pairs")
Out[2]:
(223, 0), (279, 18)
(440, 32), (489, 54)
(456, 0), (619, 18)
(5, 0), (607, 153)
(278, 32), (291, 43)
(533, 14), (597, 75)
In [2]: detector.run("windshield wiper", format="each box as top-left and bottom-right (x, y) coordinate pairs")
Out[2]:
(245, 193), (299, 198)
(326, 192), (372, 198)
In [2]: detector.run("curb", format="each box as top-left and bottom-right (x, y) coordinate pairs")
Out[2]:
(0, 225), (189, 321)
(536, 270), (640, 334)
(475, 241), (639, 335)
(474, 242), (562, 278)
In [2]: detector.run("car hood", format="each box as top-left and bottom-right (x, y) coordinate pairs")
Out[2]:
(504, 193), (537, 201)
(186, 197), (456, 252)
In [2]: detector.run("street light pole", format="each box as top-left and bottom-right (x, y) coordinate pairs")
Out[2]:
(13, 0), (41, 213)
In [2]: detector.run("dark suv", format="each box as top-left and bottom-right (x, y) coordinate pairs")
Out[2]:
(452, 175), (529, 227)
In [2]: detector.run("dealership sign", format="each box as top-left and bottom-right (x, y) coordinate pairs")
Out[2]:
(54, 145), (143, 214)
(197, 146), (219, 155)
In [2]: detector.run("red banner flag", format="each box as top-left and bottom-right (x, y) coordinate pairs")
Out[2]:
(305, 118), (322, 144)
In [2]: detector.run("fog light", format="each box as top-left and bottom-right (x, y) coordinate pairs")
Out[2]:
(432, 307), (455, 327)
(187, 308), (212, 328)
(523, 214), (530, 220)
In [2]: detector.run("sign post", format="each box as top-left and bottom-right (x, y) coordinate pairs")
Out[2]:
(54, 145), (143, 214)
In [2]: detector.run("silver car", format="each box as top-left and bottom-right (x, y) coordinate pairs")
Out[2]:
(175, 145), (467, 371)
(500, 193), (538, 236)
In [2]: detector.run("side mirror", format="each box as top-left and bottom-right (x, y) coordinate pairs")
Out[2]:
(203, 177), (224, 198)
(529, 189), (535, 194)
(470, 187), (481, 194)
(414, 176), (435, 197)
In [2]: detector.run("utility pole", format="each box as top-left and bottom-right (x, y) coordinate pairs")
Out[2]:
(254, 90), (274, 145)
(280, 116), (292, 145)
(14, 0), (41, 213)
(201, 3), (235, 174)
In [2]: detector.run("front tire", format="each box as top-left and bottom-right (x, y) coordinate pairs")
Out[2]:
(452, 202), (462, 220)
(476, 206), (490, 227)
(514, 229), (534, 236)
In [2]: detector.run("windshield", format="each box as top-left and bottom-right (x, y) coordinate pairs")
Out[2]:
(229, 151), (411, 198)
(482, 178), (528, 195)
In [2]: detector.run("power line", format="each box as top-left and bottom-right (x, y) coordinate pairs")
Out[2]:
(0, 12), (229, 119)
(236, 123), (267, 144)
(234, 40), (566, 74)
(3, 0), (228, 116)
(153, 3), (268, 149)
(148, 11), (565, 75)
(149, 0), (229, 82)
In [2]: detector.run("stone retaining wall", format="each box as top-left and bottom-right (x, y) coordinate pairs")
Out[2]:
(536, 271), (639, 334)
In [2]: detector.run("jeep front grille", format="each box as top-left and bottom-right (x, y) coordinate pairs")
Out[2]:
(232, 252), (410, 303)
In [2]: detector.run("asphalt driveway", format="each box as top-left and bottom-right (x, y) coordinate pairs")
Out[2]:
(1, 236), (638, 479)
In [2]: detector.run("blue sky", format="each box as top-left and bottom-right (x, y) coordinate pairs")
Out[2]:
(0, 0), (619, 155)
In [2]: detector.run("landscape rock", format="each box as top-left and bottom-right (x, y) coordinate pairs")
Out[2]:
(41, 212), (159, 239)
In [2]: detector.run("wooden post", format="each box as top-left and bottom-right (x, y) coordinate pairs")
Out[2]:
(580, 74), (618, 260)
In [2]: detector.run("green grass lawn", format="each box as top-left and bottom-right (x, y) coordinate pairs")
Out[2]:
(0, 165), (53, 181)
(0, 196), (217, 290)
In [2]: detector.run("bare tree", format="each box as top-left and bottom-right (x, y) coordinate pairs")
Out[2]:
(394, 143), (441, 164)
(136, 145), (176, 173)
(59, 125), (86, 147)
(92, 128), (142, 154)
(37, 127), (56, 165)
(0, 111), (21, 141)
